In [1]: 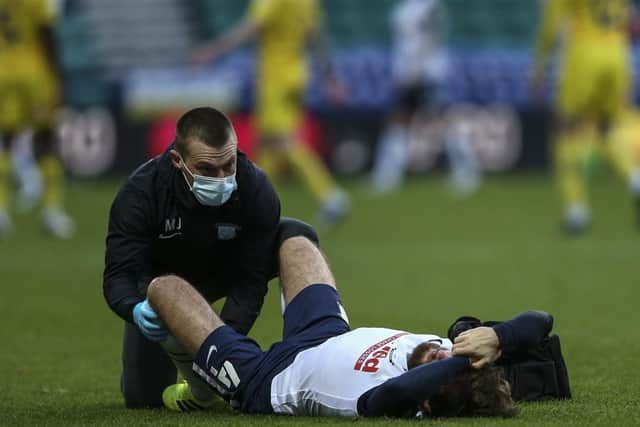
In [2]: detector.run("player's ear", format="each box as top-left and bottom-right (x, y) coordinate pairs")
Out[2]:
(169, 149), (183, 170)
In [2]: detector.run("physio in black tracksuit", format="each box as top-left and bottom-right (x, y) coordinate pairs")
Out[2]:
(103, 107), (286, 408)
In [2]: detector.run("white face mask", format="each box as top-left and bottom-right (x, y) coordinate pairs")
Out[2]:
(182, 162), (237, 207)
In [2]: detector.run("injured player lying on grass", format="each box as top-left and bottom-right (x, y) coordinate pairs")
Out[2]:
(148, 236), (553, 418)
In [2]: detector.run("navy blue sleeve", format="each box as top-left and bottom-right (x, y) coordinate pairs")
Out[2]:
(492, 311), (554, 354)
(357, 357), (470, 418)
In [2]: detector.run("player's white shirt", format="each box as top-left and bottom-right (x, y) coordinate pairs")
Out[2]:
(270, 327), (452, 417)
(391, 0), (449, 85)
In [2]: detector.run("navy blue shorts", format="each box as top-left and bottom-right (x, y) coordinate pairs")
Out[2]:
(194, 284), (350, 413)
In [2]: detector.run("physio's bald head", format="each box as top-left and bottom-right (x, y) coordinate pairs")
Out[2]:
(175, 107), (236, 157)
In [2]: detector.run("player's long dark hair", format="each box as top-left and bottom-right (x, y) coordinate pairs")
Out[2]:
(427, 365), (518, 418)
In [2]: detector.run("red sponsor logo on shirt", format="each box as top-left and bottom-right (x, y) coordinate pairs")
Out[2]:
(354, 332), (408, 373)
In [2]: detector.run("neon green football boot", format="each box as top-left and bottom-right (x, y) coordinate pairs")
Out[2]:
(162, 381), (217, 412)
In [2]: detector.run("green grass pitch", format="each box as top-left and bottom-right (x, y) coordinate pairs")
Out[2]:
(1, 174), (639, 426)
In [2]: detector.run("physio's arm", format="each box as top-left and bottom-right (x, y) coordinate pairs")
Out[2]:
(453, 311), (554, 368)
(357, 357), (470, 418)
(103, 186), (153, 323)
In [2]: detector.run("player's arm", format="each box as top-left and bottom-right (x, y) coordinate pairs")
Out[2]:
(103, 185), (154, 323)
(193, 0), (274, 65)
(308, 28), (336, 82)
(452, 311), (554, 368)
(357, 357), (471, 417)
(219, 171), (281, 335)
(307, 6), (345, 103)
(531, 0), (568, 92)
(193, 18), (262, 65)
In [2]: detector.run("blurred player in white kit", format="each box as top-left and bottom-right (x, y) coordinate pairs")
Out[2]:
(372, 0), (479, 195)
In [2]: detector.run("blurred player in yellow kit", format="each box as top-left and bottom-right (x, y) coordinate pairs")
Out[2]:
(0, 0), (74, 238)
(531, 0), (640, 234)
(194, 0), (349, 227)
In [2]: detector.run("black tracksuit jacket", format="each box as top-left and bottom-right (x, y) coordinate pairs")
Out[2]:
(103, 147), (280, 335)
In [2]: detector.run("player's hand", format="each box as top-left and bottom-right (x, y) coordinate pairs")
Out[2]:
(325, 76), (348, 105)
(133, 299), (169, 342)
(452, 326), (501, 369)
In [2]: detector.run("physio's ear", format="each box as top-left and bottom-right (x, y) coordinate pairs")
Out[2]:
(169, 149), (183, 170)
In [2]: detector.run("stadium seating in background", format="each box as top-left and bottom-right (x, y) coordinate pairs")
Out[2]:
(193, 0), (537, 49)
(50, 0), (618, 176)
(57, 0), (542, 109)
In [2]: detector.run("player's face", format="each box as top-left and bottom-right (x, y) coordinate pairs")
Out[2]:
(409, 342), (452, 369)
(171, 138), (237, 183)
(422, 343), (452, 364)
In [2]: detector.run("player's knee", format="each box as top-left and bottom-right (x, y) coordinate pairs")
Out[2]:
(279, 235), (334, 286)
(280, 235), (318, 261)
(277, 217), (319, 248)
(147, 274), (186, 303)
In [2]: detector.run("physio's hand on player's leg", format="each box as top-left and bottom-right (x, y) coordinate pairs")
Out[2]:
(452, 327), (501, 369)
(133, 299), (169, 342)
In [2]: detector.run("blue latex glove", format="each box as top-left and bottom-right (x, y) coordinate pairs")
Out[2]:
(133, 299), (168, 342)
